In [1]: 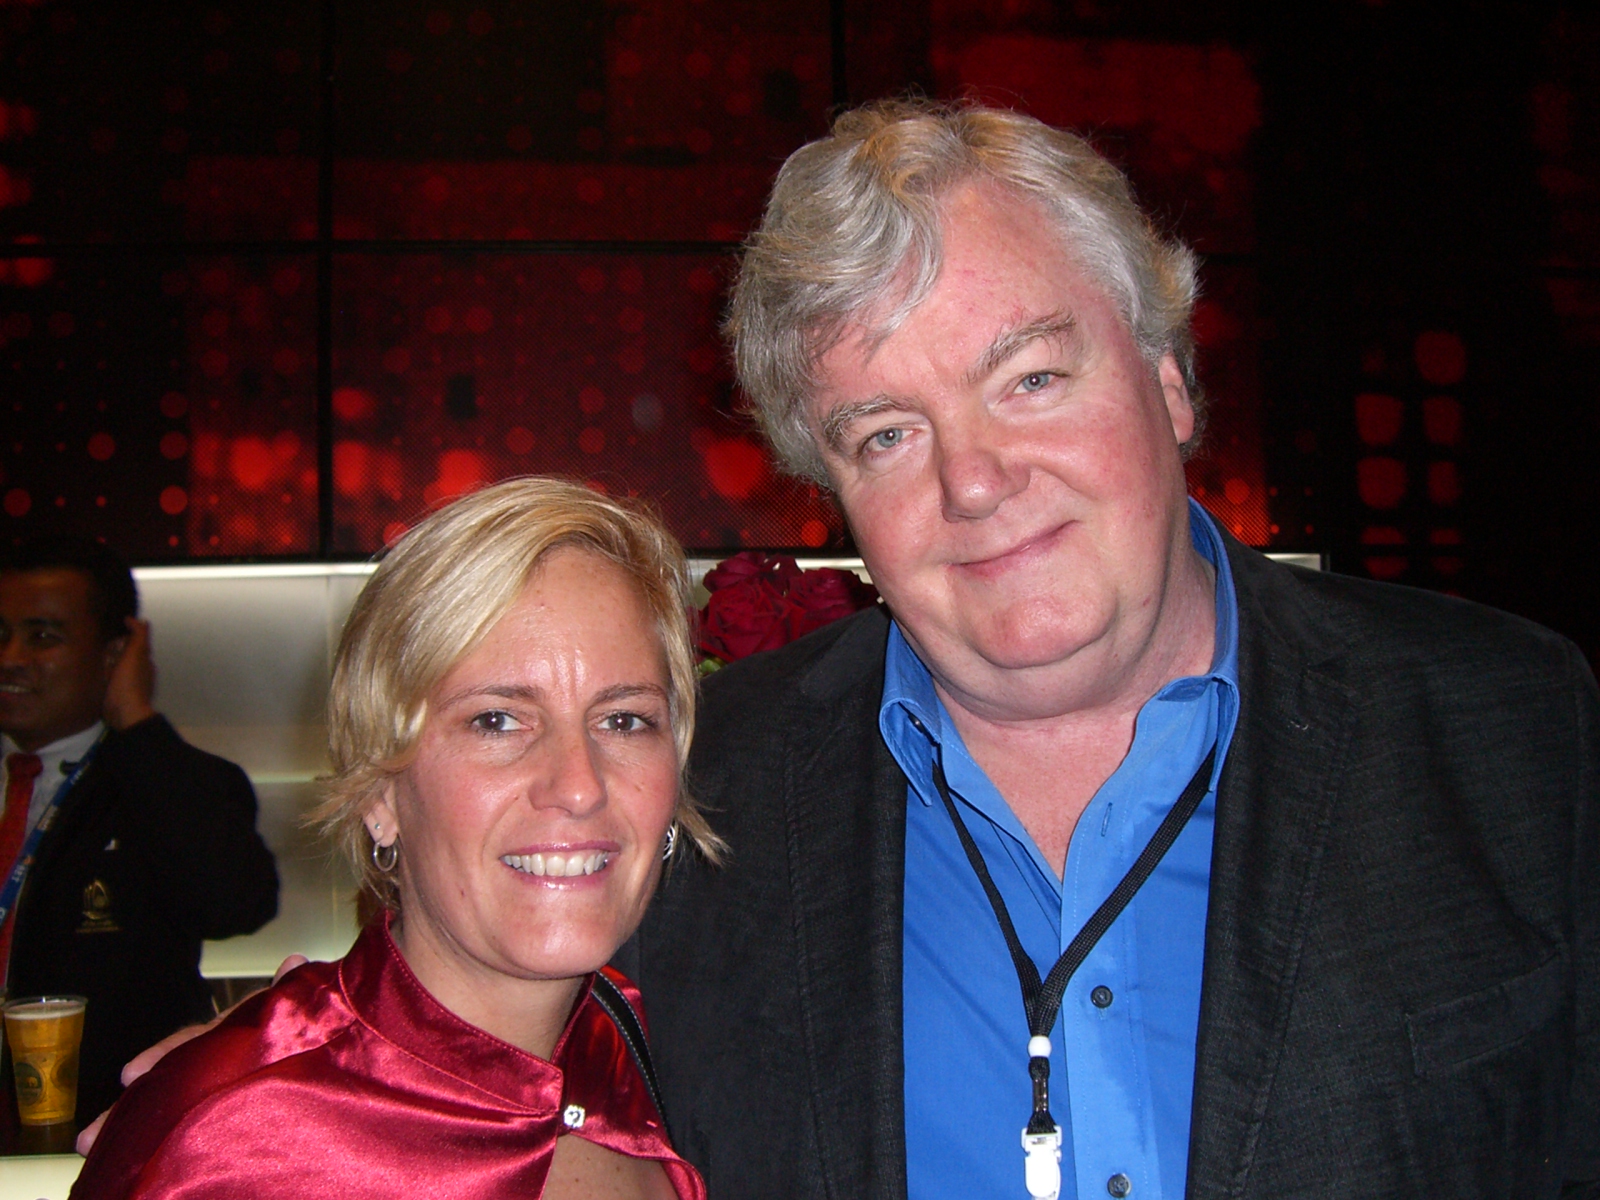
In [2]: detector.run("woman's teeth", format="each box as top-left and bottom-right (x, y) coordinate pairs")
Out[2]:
(501, 851), (611, 878)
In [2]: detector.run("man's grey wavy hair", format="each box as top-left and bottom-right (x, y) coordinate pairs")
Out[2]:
(725, 98), (1203, 485)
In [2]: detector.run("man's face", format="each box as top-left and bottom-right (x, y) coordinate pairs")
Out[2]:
(810, 182), (1198, 720)
(0, 569), (118, 753)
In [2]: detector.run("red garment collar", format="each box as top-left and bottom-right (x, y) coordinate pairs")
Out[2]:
(337, 914), (595, 1115)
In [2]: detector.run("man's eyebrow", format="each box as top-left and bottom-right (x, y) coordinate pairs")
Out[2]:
(20, 618), (68, 632)
(819, 395), (908, 455)
(964, 313), (1079, 387)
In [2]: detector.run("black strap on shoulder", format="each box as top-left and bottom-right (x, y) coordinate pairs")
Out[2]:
(590, 971), (666, 1124)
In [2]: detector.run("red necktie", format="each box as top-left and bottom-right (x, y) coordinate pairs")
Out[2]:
(0, 752), (44, 986)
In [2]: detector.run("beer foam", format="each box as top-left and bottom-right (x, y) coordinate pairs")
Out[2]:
(5, 1002), (84, 1020)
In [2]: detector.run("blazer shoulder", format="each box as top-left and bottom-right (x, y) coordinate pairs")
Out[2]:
(688, 606), (891, 817)
(1228, 541), (1587, 684)
(697, 607), (890, 729)
(101, 714), (251, 780)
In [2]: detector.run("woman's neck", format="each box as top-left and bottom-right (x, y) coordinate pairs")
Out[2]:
(389, 916), (587, 1060)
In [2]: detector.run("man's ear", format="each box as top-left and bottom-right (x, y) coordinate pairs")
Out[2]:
(1158, 353), (1195, 446)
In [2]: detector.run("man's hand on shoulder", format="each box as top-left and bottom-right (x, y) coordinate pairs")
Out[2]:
(103, 617), (157, 732)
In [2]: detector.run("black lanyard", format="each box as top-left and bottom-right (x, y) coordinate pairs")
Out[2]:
(930, 744), (1216, 1198)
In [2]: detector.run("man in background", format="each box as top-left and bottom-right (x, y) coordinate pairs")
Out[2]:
(0, 536), (278, 1127)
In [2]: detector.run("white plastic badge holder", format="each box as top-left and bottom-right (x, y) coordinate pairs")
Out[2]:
(1022, 1125), (1062, 1200)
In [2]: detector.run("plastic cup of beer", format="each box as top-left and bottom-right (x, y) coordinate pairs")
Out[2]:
(3, 995), (87, 1126)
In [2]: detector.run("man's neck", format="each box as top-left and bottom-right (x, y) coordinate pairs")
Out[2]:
(930, 544), (1218, 877)
(3, 721), (105, 760)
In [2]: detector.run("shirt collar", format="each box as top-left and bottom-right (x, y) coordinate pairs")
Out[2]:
(2, 721), (105, 787)
(1178, 496), (1239, 693)
(881, 498), (1241, 799)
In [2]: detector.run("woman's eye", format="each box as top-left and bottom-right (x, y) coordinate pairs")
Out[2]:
(602, 711), (656, 734)
(469, 710), (522, 734)
(1018, 371), (1054, 393)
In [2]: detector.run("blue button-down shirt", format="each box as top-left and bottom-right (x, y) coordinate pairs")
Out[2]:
(887, 500), (1240, 1200)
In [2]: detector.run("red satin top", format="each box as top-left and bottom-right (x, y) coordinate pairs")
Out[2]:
(72, 919), (706, 1199)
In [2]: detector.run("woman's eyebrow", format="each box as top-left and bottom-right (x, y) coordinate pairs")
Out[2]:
(435, 682), (545, 708)
(591, 683), (670, 706)
(436, 682), (669, 707)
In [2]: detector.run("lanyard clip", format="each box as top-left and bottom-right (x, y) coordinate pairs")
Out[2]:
(1022, 1124), (1062, 1200)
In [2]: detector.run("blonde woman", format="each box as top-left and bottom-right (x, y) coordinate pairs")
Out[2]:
(75, 478), (719, 1200)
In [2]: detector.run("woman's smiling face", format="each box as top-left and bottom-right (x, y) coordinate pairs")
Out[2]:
(369, 546), (680, 1004)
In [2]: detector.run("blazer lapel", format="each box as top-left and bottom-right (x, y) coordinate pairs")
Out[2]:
(1186, 543), (1359, 1197)
(15, 732), (111, 910)
(783, 610), (910, 1200)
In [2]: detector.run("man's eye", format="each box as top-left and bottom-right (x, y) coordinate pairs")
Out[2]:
(865, 427), (905, 453)
(469, 710), (522, 734)
(1018, 372), (1054, 393)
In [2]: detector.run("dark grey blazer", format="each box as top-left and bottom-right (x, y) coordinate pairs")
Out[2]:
(626, 541), (1599, 1198)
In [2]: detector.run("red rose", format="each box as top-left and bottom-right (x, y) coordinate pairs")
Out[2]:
(697, 553), (880, 665)
(702, 551), (772, 594)
(704, 551), (808, 595)
(765, 555), (806, 591)
(787, 568), (879, 637)
(696, 576), (806, 662)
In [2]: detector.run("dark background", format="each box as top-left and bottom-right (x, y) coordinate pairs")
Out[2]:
(3, 1), (1598, 665)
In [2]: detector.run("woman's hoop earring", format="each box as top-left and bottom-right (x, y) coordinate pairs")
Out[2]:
(662, 823), (678, 861)
(372, 839), (399, 873)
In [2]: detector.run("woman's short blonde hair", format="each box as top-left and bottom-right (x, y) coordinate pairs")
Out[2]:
(313, 476), (722, 915)
(726, 97), (1203, 484)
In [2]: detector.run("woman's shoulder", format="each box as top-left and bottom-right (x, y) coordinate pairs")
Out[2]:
(170, 957), (355, 1087)
(71, 958), (358, 1199)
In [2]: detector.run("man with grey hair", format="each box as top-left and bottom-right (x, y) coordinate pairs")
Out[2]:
(628, 100), (1600, 1199)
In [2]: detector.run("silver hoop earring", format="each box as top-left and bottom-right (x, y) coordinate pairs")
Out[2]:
(373, 839), (399, 873)
(662, 823), (678, 861)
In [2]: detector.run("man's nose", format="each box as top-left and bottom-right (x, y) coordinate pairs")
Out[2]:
(936, 419), (1028, 521)
(0, 630), (25, 669)
(532, 726), (607, 817)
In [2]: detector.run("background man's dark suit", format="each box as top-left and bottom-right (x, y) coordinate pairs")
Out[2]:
(625, 539), (1599, 1199)
(6, 714), (279, 1125)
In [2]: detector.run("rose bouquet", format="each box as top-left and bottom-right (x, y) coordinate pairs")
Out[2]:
(696, 551), (880, 671)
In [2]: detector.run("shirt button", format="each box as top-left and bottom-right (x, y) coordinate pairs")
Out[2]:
(1107, 1173), (1132, 1197)
(1090, 985), (1114, 1008)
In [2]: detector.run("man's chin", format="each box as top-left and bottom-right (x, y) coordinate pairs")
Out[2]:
(966, 597), (1109, 662)
(0, 701), (35, 736)
(974, 637), (1102, 677)
(927, 618), (1110, 684)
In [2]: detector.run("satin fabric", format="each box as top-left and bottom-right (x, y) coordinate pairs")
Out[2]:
(72, 918), (706, 1199)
